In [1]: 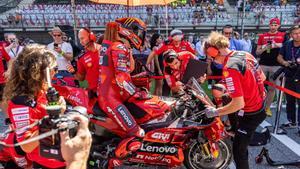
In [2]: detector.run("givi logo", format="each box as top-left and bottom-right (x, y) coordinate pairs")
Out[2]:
(151, 132), (171, 141)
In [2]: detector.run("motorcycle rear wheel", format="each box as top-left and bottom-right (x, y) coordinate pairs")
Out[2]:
(184, 139), (232, 169)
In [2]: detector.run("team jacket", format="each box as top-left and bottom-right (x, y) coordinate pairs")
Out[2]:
(7, 92), (65, 168)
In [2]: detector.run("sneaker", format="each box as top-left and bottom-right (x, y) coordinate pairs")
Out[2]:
(265, 108), (272, 117)
(270, 102), (277, 108)
(281, 121), (297, 128)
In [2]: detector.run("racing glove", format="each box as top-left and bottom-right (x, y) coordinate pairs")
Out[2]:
(132, 88), (152, 100)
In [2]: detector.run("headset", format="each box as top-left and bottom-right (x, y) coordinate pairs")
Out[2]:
(81, 27), (96, 46)
(204, 42), (219, 58)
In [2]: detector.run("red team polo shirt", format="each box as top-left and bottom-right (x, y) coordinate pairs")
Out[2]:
(77, 50), (99, 91)
(223, 51), (266, 113)
(154, 40), (196, 56)
(0, 44), (10, 84)
(257, 31), (285, 66)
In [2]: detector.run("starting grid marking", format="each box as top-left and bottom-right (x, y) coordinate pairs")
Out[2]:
(260, 120), (300, 157)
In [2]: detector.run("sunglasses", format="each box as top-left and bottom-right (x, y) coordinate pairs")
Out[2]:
(53, 34), (62, 37)
(224, 32), (232, 35)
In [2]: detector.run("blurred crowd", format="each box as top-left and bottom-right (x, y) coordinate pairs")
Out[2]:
(1, 1), (299, 27)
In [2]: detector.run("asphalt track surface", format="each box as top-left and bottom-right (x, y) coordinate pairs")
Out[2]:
(0, 105), (299, 169)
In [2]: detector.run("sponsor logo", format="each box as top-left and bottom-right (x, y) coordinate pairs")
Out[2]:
(87, 62), (92, 68)
(123, 81), (135, 95)
(223, 70), (229, 78)
(136, 154), (171, 164)
(116, 44), (126, 50)
(151, 132), (171, 141)
(107, 107), (126, 131)
(140, 143), (177, 155)
(11, 107), (29, 115)
(13, 114), (29, 121)
(14, 157), (28, 167)
(225, 77), (235, 93)
(84, 57), (92, 63)
(117, 105), (134, 127)
(15, 121), (30, 129)
(67, 92), (83, 105)
(237, 129), (248, 135)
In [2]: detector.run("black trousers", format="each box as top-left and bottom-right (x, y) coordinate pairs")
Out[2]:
(285, 77), (300, 124)
(233, 108), (266, 169)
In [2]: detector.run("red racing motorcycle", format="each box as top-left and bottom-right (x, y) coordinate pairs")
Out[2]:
(53, 77), (232, 169)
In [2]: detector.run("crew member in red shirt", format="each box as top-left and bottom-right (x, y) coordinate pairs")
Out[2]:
(0, 43), (10, 116)
(204, 32), (267, 169)
(146, 29), (196, 65)
(69, 28), (101, 98)
(256, 18), (285, 116)
(163, 50), (197, 92)
(3, 44), (66, 169)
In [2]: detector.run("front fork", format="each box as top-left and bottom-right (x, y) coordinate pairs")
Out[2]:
(197, 132), (220, 159)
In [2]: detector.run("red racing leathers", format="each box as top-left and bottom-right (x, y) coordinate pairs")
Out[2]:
(98, 40), (143, 137)
(7, 92), (65, 168)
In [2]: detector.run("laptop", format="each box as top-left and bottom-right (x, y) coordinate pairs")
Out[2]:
(181, 59), (208, 84)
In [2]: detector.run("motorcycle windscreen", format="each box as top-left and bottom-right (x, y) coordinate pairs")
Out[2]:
(186, 77), (214, 106)
(181, 59), (208, 84)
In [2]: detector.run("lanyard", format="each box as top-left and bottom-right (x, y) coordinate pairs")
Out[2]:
(291, 45), (300, 62)
(10, 46), (20, 57)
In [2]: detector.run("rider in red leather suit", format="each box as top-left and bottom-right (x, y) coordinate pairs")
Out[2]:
(98, 18), (148, 138)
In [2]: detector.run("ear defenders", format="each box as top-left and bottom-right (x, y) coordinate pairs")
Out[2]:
(206, 46), (219, 58)
(82, 27), (96, 42)
(204, 41), (219, 58)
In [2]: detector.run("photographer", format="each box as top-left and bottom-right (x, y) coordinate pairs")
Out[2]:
(47, 27), (73, 75)
(256, 18), (286, 116)
(277, 25), (300, 131)
(204, 32), (266, 169)
(3, 44), (66, 169)
(60, 114), (91, 169)
(4, 33), (24, 59)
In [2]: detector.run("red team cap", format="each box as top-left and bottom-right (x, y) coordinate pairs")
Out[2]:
(269, 18), (280, 25)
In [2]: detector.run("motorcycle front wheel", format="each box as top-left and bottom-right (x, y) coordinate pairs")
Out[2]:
(184, 139), (232, 169)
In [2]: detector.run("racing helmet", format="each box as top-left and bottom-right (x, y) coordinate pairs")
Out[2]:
(115, 17), (147, 50)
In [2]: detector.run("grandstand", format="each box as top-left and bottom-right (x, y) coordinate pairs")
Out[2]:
(0, 0), (299, 42)
(0, 0), (21, 13)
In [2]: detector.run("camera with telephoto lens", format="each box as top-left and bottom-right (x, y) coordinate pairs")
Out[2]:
(39, 87), (87, 161)
(288, 62), (300, 82)
(272, 62), (300, 82)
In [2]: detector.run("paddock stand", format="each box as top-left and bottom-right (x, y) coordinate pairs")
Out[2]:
(255, 147), (300, 166)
